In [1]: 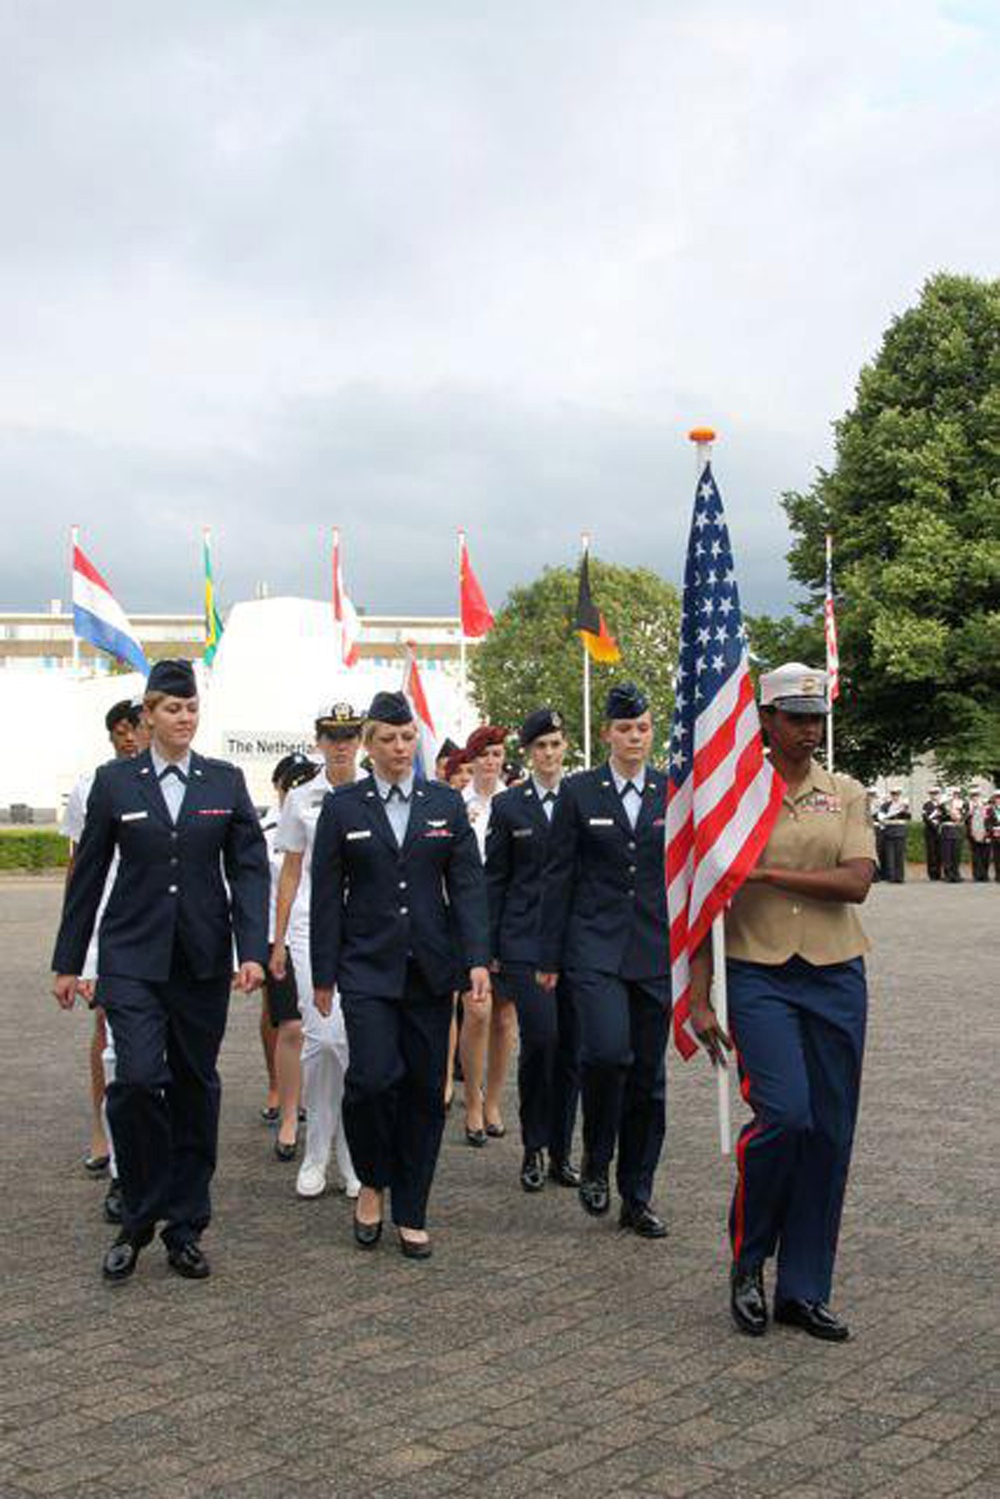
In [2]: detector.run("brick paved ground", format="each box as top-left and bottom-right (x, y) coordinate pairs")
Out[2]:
(1, 878), (997, 1498)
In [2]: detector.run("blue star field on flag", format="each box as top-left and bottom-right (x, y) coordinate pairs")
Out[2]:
(668, 463), (749, 786)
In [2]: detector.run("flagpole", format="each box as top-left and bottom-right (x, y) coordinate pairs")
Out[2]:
(70, 525), (80, 678)
(457, 529), (468, 740)
(689, 427), (730, 1156)
(825, 532), (835, 774)
(581, 532), (592, 769)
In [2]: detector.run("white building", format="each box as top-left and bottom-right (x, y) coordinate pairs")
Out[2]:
(0, 598), (478, 817)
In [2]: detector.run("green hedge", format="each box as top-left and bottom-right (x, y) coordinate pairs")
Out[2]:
(904, 822), (969, 866)
(0, 829), (70, 870)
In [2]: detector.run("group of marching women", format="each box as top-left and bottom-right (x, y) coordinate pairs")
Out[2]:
(53, 654), (876, 1343)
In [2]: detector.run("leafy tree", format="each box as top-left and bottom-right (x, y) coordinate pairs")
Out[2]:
(469, 561), (681, 766)
(778, 272), (1000, 782)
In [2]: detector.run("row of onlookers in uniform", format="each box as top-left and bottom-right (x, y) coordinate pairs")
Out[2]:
(866, 787), (1000, 884)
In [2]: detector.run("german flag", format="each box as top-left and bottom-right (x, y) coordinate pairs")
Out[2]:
(575, 551), (621, 664)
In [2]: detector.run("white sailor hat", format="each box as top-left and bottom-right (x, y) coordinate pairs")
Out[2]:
(759, 662), (830, 716)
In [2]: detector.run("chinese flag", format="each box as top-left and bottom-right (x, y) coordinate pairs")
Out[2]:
(459, 535), (494, 638)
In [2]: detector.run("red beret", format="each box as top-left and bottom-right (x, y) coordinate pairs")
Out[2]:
(465, 725), (508, 759)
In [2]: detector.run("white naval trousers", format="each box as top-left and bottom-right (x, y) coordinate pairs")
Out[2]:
(101, 1021), (119, 1180)
(288, 927), (357, 1184)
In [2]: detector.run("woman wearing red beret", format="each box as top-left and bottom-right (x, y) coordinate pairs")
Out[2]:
(459, 726), (517, 1146)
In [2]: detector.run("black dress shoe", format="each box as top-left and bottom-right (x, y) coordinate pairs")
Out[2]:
(774, 1298), (849, 1342)
(103, 1179), (123, 1224)
(730, 1263), (767, 1336)
(520, 1149), (545, 1193)
(485, 1121), (506, 1139)
(578, 1166), (610, 1217)
(84, 1152), (110, 1176)
(274, 1138), (297, 1162)
(167, 1242), (211, 1280)
(547, 1158), (581, 1188)
(618, 1200), (667, 1239)
(102, 1231), (149, 1283)
(397, 1231), (433, 1261)
(353, 1214), (383, 1249)
(465, 1126), (487, 1148)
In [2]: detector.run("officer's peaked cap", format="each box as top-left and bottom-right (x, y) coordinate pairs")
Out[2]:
(759, 662), (829, 716)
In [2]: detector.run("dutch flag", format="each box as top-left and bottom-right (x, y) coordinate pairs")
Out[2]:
(72, 543), (149, 674)
(401, 643), (437, 781)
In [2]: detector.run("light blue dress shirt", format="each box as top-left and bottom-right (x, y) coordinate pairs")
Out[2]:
(530, 774), (561, 822)
(611, 764), (645, 830)
(151, 748), (192, 825)
(373, 771), (415, 847)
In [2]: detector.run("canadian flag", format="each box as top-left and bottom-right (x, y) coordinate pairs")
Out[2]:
(332, 527), (361, 668)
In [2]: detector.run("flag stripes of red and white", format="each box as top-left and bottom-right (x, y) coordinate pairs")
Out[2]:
(332, 527), (360, 668)
(666, 465), (784, 1058)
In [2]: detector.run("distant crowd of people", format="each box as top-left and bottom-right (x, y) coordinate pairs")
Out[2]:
(867, 786), (1000, 884)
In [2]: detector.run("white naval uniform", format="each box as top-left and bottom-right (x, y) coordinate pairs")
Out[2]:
(276, 773), (356, 1185)
(62, 770), (120, 1178)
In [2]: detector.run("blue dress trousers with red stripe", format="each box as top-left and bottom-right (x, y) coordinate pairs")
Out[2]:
(728, 954), (867, 1304)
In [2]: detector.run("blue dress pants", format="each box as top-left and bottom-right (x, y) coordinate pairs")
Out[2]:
(727, 955), (867, 1304)
(340, 963), (451, 1229)
(568, 971), (669, 1206)
(501, 966), (580, 1157)
(99, 949), (230, 1250)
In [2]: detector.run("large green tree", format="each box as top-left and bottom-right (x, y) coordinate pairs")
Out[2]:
(469, 560), (681, 766)
(773, 272), (1000, 782)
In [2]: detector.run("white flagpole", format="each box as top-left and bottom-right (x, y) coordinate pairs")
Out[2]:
(825, 532), (835, 774)
(70, 525), (80, 678)
(457, 529), (469, 739)
(690, 428), (730, 1156)
(581, 532), (592, 769)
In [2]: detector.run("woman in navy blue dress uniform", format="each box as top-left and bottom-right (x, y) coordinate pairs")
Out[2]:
(310, 691), (490, 1259)
(690, 664), (876, 1341)
(485, 707), (580, 1193)
(52, 659), (269, 1283)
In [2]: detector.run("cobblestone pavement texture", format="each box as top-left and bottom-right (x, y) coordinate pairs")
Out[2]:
(1, 878), (997, 1498)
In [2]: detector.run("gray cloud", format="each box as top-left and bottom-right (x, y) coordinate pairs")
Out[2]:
(2, 2), (997, 621)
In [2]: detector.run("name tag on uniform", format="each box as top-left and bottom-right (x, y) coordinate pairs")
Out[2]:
(198, 808), (232, 817)
(513, 828), (534, 839)
(346, 830), (372, 841)
(588, 817), (614, 827)
(426, 819), (448, 828)
(120, 810), (147, 822)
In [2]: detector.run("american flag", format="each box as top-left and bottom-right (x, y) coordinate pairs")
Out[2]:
(666, 463), (784, 1058)
(824, 532), (840, 701)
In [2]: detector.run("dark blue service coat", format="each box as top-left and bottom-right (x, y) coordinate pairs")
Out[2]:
(310, 775), (489, 998)
(52, 749), (269, 982)
(485, 779), (556, 964)
(538, 763), (669, 988)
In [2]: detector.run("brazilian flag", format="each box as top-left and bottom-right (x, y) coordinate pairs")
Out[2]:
(203, 531), (224, 666)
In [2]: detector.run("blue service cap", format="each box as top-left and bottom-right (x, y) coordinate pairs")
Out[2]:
(367, 691), (414, 726)
(519, 707), (564, 747)
(146, 658), (197, 699)
(604, 683), (649, 721)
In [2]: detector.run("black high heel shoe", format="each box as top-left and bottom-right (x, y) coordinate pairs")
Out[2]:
(353, 1214), (383, 1249)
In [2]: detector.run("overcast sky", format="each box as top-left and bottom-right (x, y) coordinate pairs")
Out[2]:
(2, 1), (997, 623)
